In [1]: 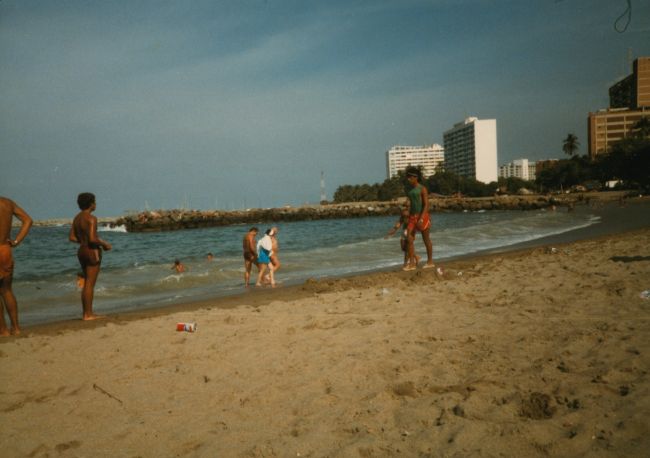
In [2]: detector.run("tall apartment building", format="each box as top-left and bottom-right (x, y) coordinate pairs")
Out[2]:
(443, 117), (497, 183)
(385, 144), (445, 179)
(609, 57), (650, 109)
(498, 159), (536, 181)
(589, 57), (650, 158)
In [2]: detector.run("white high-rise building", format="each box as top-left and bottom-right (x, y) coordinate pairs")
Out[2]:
(385, 144), (445, 179)
(443, 117), (498, 183)
(499, 159), (536, 180)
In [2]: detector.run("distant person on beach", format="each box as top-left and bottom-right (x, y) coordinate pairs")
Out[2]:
(69, 192), (112, 321)
(0, 197), (33, 336)
(243, 227), (259, 287)
(404, 167), (434, 271)
(385, 207), (419, 267)
(256, 229), (275, 287)
(172, 259), (186, 273)
(207, 252), (214, 261)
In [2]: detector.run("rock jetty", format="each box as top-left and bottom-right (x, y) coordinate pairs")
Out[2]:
(112, 195), (579, 232)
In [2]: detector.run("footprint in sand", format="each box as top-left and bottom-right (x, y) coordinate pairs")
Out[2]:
(55, 440), (82, 452)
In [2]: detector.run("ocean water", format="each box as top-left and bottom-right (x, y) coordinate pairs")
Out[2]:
(8, 208), (600, 326)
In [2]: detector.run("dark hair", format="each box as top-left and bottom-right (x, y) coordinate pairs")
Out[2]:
(405, 166), (420, 179)
(250, 227), (258, 232)
(265, 228), (272, 235)
(77, 192), (96, 210)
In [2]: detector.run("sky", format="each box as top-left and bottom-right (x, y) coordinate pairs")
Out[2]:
(1, 0), (649, 219)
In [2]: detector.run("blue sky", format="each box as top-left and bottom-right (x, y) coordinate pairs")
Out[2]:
(1, 0), (649, 218)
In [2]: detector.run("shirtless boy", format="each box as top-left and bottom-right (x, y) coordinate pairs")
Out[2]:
(385, 207), (419, 267)
(69, 193), (112, 320)
(0, 197), (32, 336)
(243, 227), (259, 287)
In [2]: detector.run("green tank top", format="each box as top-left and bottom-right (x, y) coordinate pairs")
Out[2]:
(408, 184), (424, 214)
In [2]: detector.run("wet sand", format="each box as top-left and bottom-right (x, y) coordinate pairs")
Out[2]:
(1, 207), (649, 457)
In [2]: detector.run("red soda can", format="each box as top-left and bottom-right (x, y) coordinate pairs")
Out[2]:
(176, 322), (197, 332)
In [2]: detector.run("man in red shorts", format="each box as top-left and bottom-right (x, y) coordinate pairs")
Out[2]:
(0, 197), (33, 336)
(403, 167), (434, 271)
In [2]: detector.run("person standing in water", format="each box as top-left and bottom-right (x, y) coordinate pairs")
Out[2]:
(404, 167), (434, 271)
(69, 193), (112, 321)
(243, 227), (259, 287)
(269, 226), (281, 275)
(0, 197), (32, 336)
(256, 229), (275, 287)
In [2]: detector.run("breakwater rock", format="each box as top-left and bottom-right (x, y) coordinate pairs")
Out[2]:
(112, 195), (578, 232)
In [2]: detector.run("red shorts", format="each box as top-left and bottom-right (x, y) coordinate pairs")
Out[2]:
(407, 213), (430, 233)
(0, 244), (14, 279)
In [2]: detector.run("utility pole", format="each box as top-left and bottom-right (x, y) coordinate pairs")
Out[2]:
(320, 171), (327, 204)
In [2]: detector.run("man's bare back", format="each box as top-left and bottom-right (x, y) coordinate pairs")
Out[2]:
(69, 193), (111, 321)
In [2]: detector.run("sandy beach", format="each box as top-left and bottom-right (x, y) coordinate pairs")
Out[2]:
(1, 223), (650, 456)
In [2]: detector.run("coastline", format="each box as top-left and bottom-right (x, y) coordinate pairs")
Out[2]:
(12, 196), (650, 333)
(110, 191), (631, 232)
(1, 218), (648, 456)
(22, 191), (634, 230)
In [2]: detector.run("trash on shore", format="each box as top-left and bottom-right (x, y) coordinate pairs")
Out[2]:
(176, 322), (197, 332)
(640, 290), (650, 300)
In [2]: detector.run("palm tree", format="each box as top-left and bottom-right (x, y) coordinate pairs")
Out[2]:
(562, 133), (580, 157)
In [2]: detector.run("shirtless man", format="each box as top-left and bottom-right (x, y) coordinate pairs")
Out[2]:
(242, 227), (259, 287)
(69, 193), (112, 320)
(0, 197), (32, 336)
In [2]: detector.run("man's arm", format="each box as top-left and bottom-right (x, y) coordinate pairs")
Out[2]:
(88, 216), (112, 251)
(419, 186), (429, 221)
(9, 204), (32, 247)
(69, 222), (79, 243)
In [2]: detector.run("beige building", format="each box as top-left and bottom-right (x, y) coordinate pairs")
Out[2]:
(588, 107), (649, 157)
(589, 57), (650, 158)
(498, 159), (537, 181)
(385, 144), (445, 179)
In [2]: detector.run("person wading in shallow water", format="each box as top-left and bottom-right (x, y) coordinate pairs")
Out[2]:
(69, 193), (112, 321)
(268, 226), (281, 281)
(256, 228), (275, 288)
(243, 227), (259, 287)
(403, 167), (434, 271)
(0, 197), (32, 336)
